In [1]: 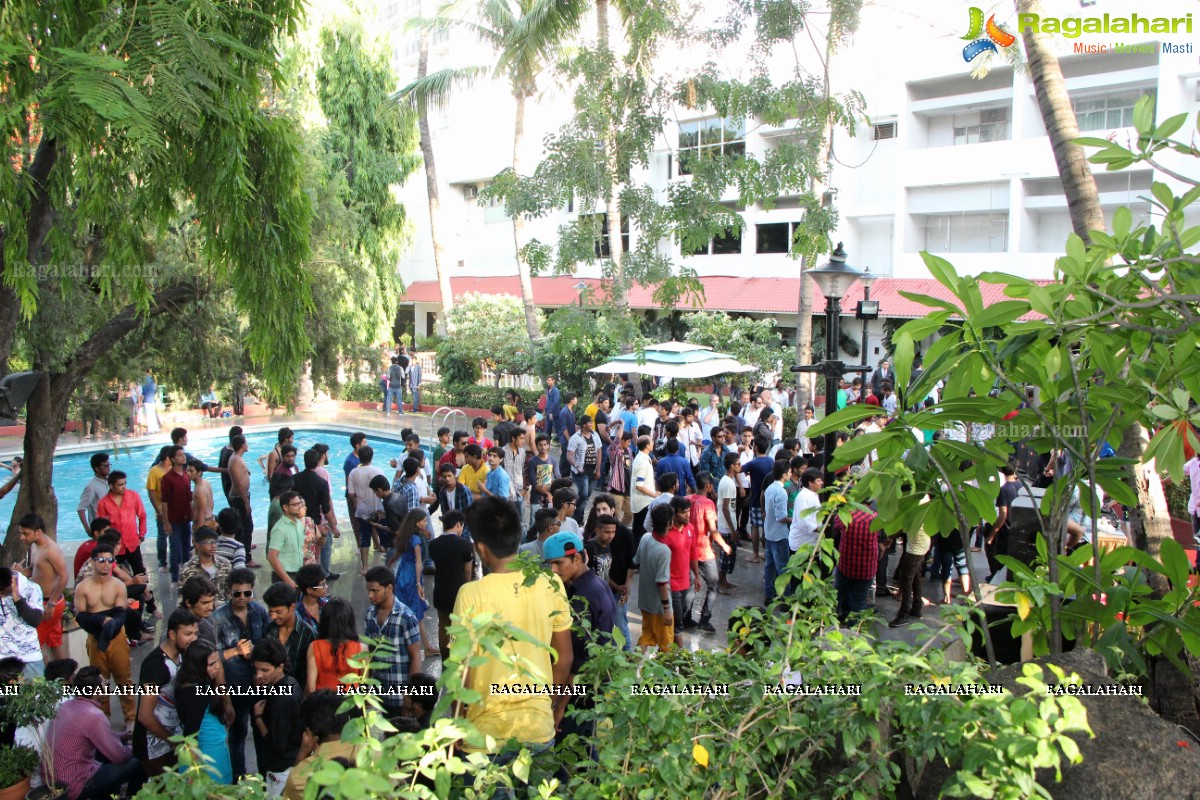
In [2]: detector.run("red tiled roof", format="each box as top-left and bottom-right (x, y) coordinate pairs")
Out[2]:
(398, 275), (1048, 319)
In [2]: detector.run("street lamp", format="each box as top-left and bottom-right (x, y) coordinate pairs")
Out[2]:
(791, 243), (870, 481)
(856, 265), (879, 371)
(574, 280), (588, 307)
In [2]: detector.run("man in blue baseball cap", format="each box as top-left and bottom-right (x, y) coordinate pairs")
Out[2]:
(543, 530), (616, 749)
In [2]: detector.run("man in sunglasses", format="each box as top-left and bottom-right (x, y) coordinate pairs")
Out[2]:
(213, 567), (269, 781)
(73, 540), (136, 727)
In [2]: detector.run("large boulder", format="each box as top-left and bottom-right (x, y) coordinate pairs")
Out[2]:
(915, 648), (1200, 799)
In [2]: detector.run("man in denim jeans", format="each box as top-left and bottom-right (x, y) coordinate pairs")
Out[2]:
(407, 350), (423, 412)
(385, 357), (404, 415)
(762, 461), (793, 605)
(565, 415), (603, 525)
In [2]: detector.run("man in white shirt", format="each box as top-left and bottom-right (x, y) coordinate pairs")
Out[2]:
(788, 468), (824, 559)
(636, 397), (659, 432)
(630, 435), (658, 539)
(347, 446), (386, 575)
(716, 452), (741, 592)
(795, 406), (814, 451)
(0, 567), (45, 679)
(676, 408), (703, 467)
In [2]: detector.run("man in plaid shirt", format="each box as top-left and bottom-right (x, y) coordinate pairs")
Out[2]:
(832, 508), (879, 622)
(363, 566), (423, 721)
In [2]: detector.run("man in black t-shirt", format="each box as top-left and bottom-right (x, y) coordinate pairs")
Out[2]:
(133, 608), (199, 776)
(491, 405), (517, 448)
(251, 637), (303, 792)
(586, 513), (636, 652)
(428, 510), (474, 661)
(986, 464), (1021, 581)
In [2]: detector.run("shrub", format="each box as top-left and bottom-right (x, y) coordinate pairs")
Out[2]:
(0, 745), (39, 788)
(338, 380), (383, 403)
(423, 383), (534, 411)
(434, 339), (482, 386)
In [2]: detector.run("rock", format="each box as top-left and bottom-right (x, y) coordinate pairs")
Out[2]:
(915, 648), (1200, 799)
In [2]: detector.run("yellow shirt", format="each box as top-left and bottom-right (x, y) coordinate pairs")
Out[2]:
(453, 570), (572, 751)
(284, 741), (361, 799)
(146, 463), (165, 495)
(584, 402), (599, 421)
(459, 463), (490, 495)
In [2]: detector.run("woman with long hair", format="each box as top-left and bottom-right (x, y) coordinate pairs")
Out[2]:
(387, 509), (436, 657)
(305, 597), (365, 693)
(173, 641), (233, 784)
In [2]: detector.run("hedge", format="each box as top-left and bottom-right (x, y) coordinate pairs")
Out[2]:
(421, 383), (538, 412)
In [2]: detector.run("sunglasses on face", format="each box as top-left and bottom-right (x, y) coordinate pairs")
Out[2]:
(231, 590), (254, 598)
(92, 556), (115, 564)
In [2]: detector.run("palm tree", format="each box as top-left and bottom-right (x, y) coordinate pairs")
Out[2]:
(401, 0), (583, 342)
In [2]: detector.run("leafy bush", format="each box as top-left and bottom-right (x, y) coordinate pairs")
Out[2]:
(423, 383), (535, 412)
(536, 307), (623, 396)
(338, 380), (384, 403)
(434, 339), (482, 386)
(1164, 478), (1190, 520)
(0, 745), (39, 788)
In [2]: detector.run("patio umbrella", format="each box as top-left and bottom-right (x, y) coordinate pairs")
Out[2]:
(588, 341), (755, 380)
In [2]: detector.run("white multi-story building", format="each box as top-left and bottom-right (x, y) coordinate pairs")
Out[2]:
(382, 0), (1199, 358)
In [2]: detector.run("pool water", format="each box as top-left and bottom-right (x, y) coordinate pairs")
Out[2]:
(43, 428), (416, 543)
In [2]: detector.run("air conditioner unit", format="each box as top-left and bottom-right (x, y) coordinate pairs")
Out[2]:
(464, 185), (480, 200)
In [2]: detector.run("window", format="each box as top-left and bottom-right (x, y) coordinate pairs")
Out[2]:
(582, 213), (630, 258)
(872, 122), (897, 140)
(756, 222), (794, 254)
(678, 117), (745, 176)
(686, 229), (742, 256)
(922, 213), (1008, 253)
(952, 108), (1009, 145)
(1071, 89), (1154, 132)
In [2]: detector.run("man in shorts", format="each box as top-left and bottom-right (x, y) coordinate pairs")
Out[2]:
(633, 505), (675, 652)
(13, 513), (69, 661)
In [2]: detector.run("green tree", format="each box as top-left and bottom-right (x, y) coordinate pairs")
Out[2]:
(681, 311), (789, 383)
(0, 0), (313, 553)
(438, 293), (541, 386)
(535, 306), (624, 395)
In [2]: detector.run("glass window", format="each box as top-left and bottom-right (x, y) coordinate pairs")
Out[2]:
(584, 213), (630, 259)
(711, 230), (741, 255)
(922, 213), (1008, 253)
(1071, 90), (1154, 132)
(756, 223), (791, 254)
(677, 117), (745, 176)
(952, 108), (1008, 146)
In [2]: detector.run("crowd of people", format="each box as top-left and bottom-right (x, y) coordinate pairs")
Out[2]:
(0, 354), (1157, 800)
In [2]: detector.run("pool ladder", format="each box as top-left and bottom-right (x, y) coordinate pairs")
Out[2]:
(430, 407), (469, 441)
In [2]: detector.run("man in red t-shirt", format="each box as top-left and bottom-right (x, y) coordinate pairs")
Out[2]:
(438, 430), (469, 471)
(665, 495), (702, 645)
(687, 473), (723, 632)
(158, 445), (194, 585)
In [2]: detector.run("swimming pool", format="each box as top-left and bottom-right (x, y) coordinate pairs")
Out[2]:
(38, 427), (418, 543)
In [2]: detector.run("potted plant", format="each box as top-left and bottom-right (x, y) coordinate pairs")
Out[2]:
(0, 678), (65, 800)
(0, 746), (39, 800)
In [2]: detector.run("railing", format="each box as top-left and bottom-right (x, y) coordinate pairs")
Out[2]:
(430, 406), (469, 439)
(417, 352), (538, 391)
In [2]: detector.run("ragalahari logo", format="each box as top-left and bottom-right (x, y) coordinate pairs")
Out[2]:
(962, 7), (1016, 62)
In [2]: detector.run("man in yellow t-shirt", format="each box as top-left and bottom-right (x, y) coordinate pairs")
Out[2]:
(453, 496), (573, 757)
(145, 446), (172, 573)
(459, 444), (491, 496)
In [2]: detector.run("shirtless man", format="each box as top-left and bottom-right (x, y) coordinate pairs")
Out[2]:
(258, 427), (294, 482)
(13, 513), (69, 661)
(188, 459), (215, 529)
(74, 540), (136, 726)
(228, 434), (261, 567)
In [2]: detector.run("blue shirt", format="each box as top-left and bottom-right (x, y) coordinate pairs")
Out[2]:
(763, 481), (791, 542)
(485, 465), (512, 499)
(620, 410), (639, 436)
(557, 407), (576, 439)
(343, 452), (360, 480)
(654, 454), (696, 495)
(545, 385), (561, 417)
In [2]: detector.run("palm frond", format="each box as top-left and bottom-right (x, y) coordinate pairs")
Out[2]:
(393, 66), (490, 111)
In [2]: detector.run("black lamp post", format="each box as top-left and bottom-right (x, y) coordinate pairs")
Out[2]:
(856, 266), (877, 366)
(792, 243), (869, 481)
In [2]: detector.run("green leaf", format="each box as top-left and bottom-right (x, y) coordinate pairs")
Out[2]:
(1154, 112), (1188, 140)
(919, 252), (959, 294)
(894, 331), (913, 391)
(1132, 95), (1154, 135)
(1072, 136), (1122, 149)
(1151, 182), (1175, 211)
(1161, 538), (1191, 591)
(975, 300), (1029, 329)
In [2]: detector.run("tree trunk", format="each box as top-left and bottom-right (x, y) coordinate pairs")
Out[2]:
(511, 91), (540, 344)
(1, 280), (199, 562)
(1117, 423), (1175, 595)
(794, 253), (814, 409)
(1017, 0), (1105, 243)
(594, 0), (641, 397)
(416, 21), (454, 333)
